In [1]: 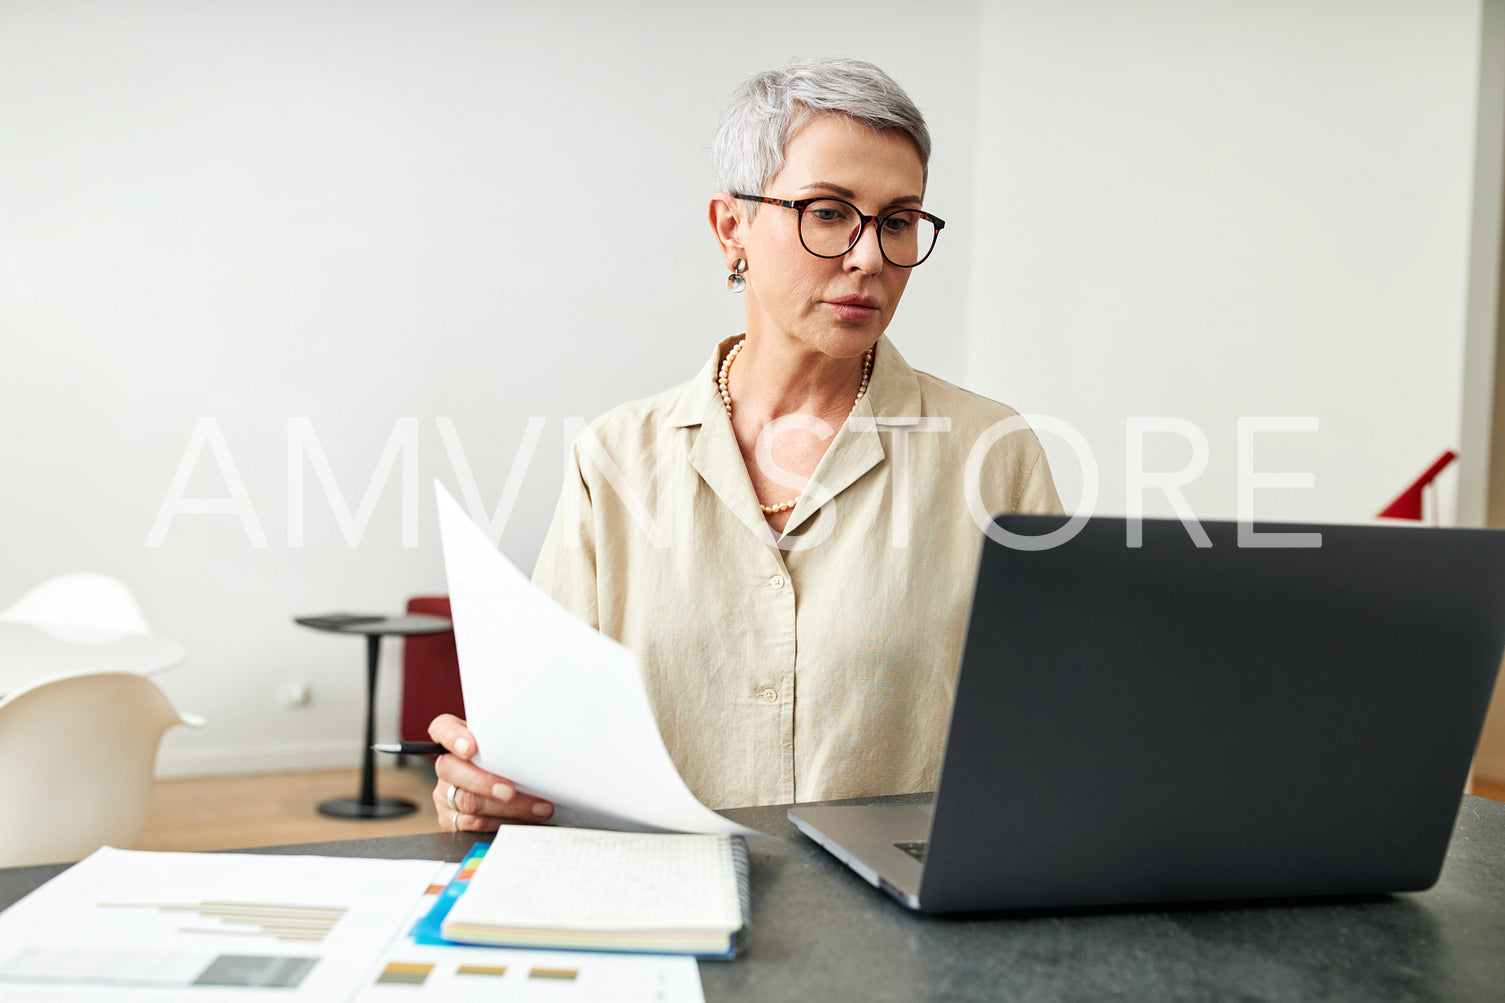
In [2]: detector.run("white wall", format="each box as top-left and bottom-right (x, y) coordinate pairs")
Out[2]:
(2, 1), (1493, 778)
(0, 0), (982, 775)
(970, 0), (1484, 526)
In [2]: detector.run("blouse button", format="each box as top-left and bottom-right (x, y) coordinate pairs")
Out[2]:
(768, 574), (786, 590)
(761, 688), (778, 703)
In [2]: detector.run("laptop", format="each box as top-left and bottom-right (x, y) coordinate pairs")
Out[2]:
(788, 514), (1505, 913)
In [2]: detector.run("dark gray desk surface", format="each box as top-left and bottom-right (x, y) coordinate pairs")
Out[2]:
(3, 794), (1502, 1001)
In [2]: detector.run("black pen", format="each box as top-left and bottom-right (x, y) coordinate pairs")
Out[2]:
(371, 741), (447, 756)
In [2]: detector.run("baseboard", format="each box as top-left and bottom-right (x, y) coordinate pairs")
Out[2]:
(155, 740), (362, 778)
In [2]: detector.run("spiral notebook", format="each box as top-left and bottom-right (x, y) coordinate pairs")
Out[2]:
(430, 828), (750, 959)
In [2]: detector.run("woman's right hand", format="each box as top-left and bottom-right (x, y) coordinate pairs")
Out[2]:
(428, 714), (555, 831)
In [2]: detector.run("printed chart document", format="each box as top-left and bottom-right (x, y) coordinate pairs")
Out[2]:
(435, 483), (756, 836)
(0, 847), (704, 1002)
(0, 847), (442, 1000)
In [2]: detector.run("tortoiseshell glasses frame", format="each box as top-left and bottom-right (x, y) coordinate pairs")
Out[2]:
(729, 193), (945, 267)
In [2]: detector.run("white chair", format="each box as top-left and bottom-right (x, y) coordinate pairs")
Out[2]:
(0, 573), (152, 637)
(0, 671), (204, 867)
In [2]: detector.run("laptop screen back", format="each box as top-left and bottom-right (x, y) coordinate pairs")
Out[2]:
(917, 516), (1505, 913)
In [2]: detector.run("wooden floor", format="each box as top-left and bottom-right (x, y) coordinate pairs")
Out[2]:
(135, 761), (444, 853)
(1475, 775), (1505, 802)
(123, 766), (1505, 857)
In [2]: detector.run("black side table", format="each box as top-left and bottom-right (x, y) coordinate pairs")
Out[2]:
(293, 613), (453, 819)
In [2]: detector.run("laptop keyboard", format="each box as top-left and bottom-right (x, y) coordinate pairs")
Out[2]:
(894, 840), (928, 863)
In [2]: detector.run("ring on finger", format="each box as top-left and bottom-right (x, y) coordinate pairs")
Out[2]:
(452, 810), (461, 833)
(446, 784), (458, 812)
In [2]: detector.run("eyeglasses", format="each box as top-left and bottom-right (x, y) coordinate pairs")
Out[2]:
(730, 193), (944, 268)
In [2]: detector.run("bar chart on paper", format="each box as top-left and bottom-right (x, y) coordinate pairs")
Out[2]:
(0, 898), (345, 989)
(99, 898), (346, 941)
(363, 954), (693, 999)
(0, 847), (445, 999)
(0, 945), (321, 989)
(359, 947), (700, 1001)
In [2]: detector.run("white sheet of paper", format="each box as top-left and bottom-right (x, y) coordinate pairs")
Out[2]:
(0, 849), (705, 1003)
(0, 847), (447, 1001)
(435, 483), (756, 836)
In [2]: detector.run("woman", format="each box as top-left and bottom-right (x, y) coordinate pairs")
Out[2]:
(431, 58), (1062, 831)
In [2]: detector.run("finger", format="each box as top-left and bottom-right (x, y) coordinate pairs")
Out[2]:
(434, 793), (552, 833)
(451, 801), (555, 831)
(433, 781), (496, 833)
(434, 753), (513, 806)
(434, 766), (555, 823)
(450, 809), (512, 833)
(427, 714), (476, 759)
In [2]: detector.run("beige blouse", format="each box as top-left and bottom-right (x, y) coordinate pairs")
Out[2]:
(532, 335), (1063, 809)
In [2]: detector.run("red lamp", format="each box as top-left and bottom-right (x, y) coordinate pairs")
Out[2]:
(1377, 450), (1458, 521)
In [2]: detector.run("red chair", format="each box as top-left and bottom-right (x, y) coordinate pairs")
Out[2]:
(399, 595), (465, 748)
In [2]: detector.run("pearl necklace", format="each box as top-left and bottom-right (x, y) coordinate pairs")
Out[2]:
(717, 338), (874, 515)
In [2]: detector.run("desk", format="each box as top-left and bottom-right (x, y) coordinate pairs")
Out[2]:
(294, 613), (452, 819)
(3, 794), (1502, 1001)
(0, 622), (186, 694)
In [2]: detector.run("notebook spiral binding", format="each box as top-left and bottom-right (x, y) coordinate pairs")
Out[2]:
(728, 835), (752, 956)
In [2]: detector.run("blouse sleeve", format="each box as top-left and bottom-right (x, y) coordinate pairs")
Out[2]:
(1013, 438), (1066, 515)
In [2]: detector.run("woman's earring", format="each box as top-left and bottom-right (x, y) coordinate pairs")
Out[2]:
(726, 258), (747, 293)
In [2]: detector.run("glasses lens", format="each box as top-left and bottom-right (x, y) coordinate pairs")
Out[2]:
(877, 210), (937, 267)
(798, 199), (862, 257)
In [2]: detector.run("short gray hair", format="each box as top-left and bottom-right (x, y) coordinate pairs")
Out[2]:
(713, 58), (931, 205)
